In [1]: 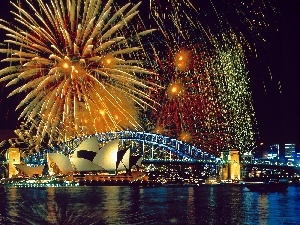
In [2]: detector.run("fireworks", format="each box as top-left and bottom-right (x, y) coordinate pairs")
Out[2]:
(0, 0), (277, 155)
(0, 0), (158, 145)
(144, 0), (266, 154)
(147, 45), (232, 154)
(207, 32), (258, 153)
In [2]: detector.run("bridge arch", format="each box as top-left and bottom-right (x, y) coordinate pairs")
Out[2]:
(26, 131), (222, 178)
(73, 131), (221, 165)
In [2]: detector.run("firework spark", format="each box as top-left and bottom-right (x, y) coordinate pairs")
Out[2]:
(0, 0), (276, 156)
(145, 0), (260, 154)
(0, 0), (158, 145)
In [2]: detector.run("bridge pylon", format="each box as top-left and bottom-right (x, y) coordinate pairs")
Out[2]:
(220, 149), (240, 180)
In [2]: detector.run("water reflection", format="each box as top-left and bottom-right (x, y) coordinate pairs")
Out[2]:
(187, 187), (196, 225)
(258, 194), (268, 225)
(7, 187), (19, 219)
(47, 187), (56, 222)
(0, 185), (299, 224)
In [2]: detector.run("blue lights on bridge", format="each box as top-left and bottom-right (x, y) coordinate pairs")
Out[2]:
(26, 131), (221, 166)
(93, 131), (220, 164)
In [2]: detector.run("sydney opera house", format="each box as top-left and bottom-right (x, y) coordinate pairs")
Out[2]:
(12, 136), (147, 185)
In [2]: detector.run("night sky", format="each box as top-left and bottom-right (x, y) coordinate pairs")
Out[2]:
(0, 0), (299, 147)
(250, 0), (300, 146)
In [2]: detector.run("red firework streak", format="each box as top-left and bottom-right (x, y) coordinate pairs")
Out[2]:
(143, 0), (231, 156)
(148, 43), (229, 156)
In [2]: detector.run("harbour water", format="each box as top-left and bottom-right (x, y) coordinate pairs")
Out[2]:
(0, 185), (299, 224)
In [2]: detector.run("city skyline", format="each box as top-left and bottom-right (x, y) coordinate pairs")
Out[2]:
(0, 0), (299, 148)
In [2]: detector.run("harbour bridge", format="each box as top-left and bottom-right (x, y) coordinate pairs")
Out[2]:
(61, 130), (222, 178)
(1, 131), (224, 178)
(2, 130), (222, 166)
(63, 130), (222, 166)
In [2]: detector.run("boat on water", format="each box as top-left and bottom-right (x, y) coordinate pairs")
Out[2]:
(244, 179), (289, 192)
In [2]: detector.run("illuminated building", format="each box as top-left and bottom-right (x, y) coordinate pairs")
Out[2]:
(6, 147), (20, 178)
(220, 149), (241, 180)
(295, 153), (300, 165)
(15, 137), (142, 179)
(48, 137), (126, 174)
(14, 164), (44, 177)
(268, 144), (280, 160)
(285, 144), (296, 163)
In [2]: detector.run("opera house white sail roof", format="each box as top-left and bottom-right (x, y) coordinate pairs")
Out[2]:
(14, 164), (44, 177)
(49, 136), (137, 174)
(72, 136), (99, 156)
(16, 136), (142, 177)
(47, 153), (73, 174)
(92, 138), (119, 171)
(70, 158), (104, 172)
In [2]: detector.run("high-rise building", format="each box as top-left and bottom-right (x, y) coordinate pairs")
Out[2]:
(268, 144), (280, 159)
(285, 144), (296, 163)
(295, 152), (300, 165)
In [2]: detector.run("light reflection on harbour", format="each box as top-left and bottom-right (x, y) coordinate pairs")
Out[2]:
(7, 187), (19, 219)
(47, 187), (56, 223)
(187, 187), (196, 225)
(258, 194), (268, 225)
(0, 185), (299, 224)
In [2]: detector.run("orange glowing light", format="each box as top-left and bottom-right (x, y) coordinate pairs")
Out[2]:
(73, 68), (78, 73)
(175, 50), (190, 71)
(63, 62), (69, 69)
(179, 132), (191, 142)
(154, 125), (164, 134)
(171, 86), (178, 93)
(102, 54), (116, 68)
(168, 82), (183, 98)
(59, 58), (73, 74)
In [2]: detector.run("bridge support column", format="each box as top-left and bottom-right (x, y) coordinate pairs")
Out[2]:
(220, 149), (240, 180)
(6, 147), (21, 178)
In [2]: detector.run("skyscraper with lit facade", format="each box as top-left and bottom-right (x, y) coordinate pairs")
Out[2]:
(270, 144), (280, 159)
(285, 144), (296, 163)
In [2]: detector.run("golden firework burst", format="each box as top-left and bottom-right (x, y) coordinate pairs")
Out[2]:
(0, 0), (158, 144)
